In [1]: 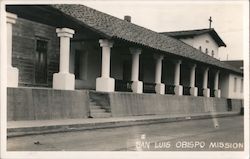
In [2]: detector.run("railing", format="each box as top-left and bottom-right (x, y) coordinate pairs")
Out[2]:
(115, 80), (133, 92)
(198, 87), (204, 96)
(165, 85), (175, 94)
(183, 86), (191, 95)
(210, 89), (215, 97)
(143, 82), (156, 93)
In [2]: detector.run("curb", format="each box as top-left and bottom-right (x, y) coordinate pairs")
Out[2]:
(7, 112), (240, 138)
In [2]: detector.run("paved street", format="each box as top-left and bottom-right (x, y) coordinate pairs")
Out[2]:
(7, 116), (244, 151)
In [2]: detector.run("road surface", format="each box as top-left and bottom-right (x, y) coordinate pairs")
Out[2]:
(7, 116), (244, 151)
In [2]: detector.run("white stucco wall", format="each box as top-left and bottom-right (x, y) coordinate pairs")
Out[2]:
(227, 73), (243, 99)
(179, 33), (219, 59)
(220, 73), (243, 99)
(180, 38), (194, 47)
(220, 73), (230, 98)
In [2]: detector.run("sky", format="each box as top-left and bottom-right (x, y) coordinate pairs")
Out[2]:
(80, 0), (246, 61)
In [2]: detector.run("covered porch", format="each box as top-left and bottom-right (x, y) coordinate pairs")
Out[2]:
(6, 5), (230, 98)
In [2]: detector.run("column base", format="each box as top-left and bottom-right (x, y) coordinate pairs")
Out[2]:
(214, 89), (221, 98)
(155, 83), (165, 94)
(53, 72), (75, 90)
(132, 81), (143, 93)
(190, 87), (198, 96)
(174, 85), (183, 95)
(7, 66), (19, 87)
(96, 77), (115, 92)
(203, 88), (210, 97)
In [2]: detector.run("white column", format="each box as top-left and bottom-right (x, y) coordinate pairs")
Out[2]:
(7, 12), (19, 87)
(202, 67), (210, 97)
(130, 48), (143, 93)
(53, 28), (75, 90)
(190, 64), (197, 96)
(214, 70), (221, 98)
(96, 39), (115, 92)
(154, 54), (165, 94)
(174, 60), (182, 95)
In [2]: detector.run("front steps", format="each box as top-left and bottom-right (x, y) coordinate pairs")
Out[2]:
(89, 100), (111, 118)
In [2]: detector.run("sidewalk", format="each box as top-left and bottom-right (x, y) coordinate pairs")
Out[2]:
(8, 111), (240, 137)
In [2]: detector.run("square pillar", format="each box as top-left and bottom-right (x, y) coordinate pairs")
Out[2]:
(154, 54), (165, 94)
(174, 60), (182, 95)
(155, 83), (165, 94)
(190, 87), (198, 96)
(96, 39), (115, 92)
(130, 48), (143, 93)
(214, 89), (221, 98)
(174, 85), (183, 95)
(7, 12), (19, 87)
(53, 28), (75, 90)
(131, 81), (143, 93)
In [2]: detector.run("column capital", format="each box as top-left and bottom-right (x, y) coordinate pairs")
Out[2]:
(99, 39), (113, 48)
(129, 47), (142, 55)
(6, 12), (17, 24)
(153, 54), (164, 60)
(201, 66), (209, 72)
(189, 63), (197, 69)
(56, 28), (75, 38)
(173, 59), (182, 65)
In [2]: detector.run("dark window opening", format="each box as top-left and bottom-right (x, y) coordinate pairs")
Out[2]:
(212, 50), (214, 57)
(205, 48), (208, 54)
(35, 39), (48, 84)
(74, 50), (81, 79)
(122, 60), (131, 81)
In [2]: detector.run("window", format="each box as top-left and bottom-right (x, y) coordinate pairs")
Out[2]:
(205, 48), (208, 54)
(211, 50), (214, 57)
(240, 79), (243, 93)
(35, 39), (48, 84)
(234, 77), (237, 92)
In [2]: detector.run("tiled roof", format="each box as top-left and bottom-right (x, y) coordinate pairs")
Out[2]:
(160, 28), (226, 47)
(50, 4), (241, 74)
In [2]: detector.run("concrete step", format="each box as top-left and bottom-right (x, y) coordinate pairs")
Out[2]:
(91, 109), (106, 113)
(91, 112), (111, 118)
(89, 102), (99, 106)
(90, 105), (102, 109)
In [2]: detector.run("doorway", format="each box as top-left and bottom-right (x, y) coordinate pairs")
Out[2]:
(34, 39), (48, 85)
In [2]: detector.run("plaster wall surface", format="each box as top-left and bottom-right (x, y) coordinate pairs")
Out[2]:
(228, 73), (244, 99)
(8, 88), (243, 121)
(180, 33), (219, 59)
(12, 17), (59, 87)
(107, 92), (242, 117)
(7, 87), (89, 121)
